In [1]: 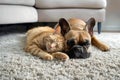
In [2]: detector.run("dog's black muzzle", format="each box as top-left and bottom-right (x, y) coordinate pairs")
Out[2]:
(66, 39), (91, 59)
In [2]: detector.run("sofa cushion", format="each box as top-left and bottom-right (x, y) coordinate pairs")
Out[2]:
(0, 5), (38, 24)
(0, 0), (35, 6)
(35, 0), (107, 9)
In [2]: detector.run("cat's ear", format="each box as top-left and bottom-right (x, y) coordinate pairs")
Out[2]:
(54, 23), (61, 34)
(59, 18), (70, 36)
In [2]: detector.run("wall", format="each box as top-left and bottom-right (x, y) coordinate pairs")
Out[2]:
(102, 0), (120, 32)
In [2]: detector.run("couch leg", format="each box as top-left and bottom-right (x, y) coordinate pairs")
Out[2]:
(97, 22), (102, 34)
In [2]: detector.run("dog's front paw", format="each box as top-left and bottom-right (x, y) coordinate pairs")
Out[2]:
(52, 52), (69, 61)
(100, 45), (110, 51)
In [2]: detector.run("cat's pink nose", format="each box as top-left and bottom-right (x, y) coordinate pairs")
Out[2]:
(50, 44), (56, 48)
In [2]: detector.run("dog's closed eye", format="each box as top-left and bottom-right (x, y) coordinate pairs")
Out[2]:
(67, 39), (76, 48)
(79, 39), (90, 46)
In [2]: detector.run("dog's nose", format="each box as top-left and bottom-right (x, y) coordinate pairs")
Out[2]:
(66, 45), (91, 59)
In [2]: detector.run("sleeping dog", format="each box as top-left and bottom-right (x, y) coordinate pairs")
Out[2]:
(55, 18), (110, 59)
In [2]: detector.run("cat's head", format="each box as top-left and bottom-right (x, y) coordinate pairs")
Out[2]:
(44, 26), (65, 53)
(44, 34), (64, 53)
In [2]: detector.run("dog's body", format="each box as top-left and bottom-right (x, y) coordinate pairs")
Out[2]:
(56, 18), (110, 58)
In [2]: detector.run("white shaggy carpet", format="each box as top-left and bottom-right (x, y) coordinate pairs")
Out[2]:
(0, 32), (120, 80)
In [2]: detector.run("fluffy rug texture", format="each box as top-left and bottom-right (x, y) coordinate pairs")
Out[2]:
(0, 32), (120, 80)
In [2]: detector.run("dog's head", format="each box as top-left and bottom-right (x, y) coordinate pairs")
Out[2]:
(56, 18), (96, 59)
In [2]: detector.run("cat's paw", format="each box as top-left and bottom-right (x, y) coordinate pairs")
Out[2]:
(52, 52), (69, 61)
(44, 54), (53, 60)
(24, 47), (29, 52)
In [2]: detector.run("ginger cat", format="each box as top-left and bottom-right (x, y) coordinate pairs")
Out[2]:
(24, 26), (69, 60)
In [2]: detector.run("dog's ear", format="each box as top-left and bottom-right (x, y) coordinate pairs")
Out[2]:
(85, 18), (96, 36)
(54, 23), (61, 34)
(59, 18), (70, 36)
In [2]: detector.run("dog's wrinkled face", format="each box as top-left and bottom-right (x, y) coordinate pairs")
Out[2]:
(58, 18), (96, 59)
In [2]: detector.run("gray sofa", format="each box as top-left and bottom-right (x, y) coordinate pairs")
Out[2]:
(0, 0), (107, 33)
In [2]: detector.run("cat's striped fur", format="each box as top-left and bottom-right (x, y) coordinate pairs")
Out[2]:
(24, 26), (69, 60)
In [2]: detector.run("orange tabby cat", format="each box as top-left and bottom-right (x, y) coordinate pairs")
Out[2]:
(24, 26), (69, 60)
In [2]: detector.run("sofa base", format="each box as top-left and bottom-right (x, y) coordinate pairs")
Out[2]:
(37, 9), (105, 22)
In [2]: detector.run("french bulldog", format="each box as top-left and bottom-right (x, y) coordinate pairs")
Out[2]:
(55, 18), (110, 59)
